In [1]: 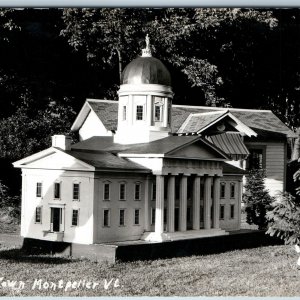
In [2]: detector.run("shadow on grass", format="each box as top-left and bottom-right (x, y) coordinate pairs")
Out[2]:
(0, 247), (76, 264)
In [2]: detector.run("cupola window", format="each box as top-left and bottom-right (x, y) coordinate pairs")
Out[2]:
(123, 106), (127, 121)
(136, 105), (144, 120)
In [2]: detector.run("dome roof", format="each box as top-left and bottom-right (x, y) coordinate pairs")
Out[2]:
(121, 56), (171, 86)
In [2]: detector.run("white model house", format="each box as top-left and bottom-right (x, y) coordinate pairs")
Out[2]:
(13, 38), (296, 245)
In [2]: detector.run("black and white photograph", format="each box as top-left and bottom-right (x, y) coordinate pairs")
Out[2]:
(0, 6), (300, 297)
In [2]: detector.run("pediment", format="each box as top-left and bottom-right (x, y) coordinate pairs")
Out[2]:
(167, 139), (228, 160)
(13, 148), (94, 171)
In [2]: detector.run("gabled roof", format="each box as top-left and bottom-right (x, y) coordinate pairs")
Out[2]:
(177, 110), (257, 137)
(13, 146), (149, 172)
(72, 135), (230, 160)
(71, 99), (296, 138)
(71, 99), (118, 132)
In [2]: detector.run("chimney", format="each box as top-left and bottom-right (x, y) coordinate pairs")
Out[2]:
(51, 135), (71, 151)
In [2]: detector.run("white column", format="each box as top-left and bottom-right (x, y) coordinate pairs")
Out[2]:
(167, 175), (175, 233)
(213, 176), (220, 229)
(179, 175), (187, 232)
(155, 175), (164, 235)
(144, 176), (151, 231)
(204, 176), (212, 229)
(192, 176), (201, 230)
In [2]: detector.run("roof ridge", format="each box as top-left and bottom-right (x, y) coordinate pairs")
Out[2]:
(87, 99), (116, 103)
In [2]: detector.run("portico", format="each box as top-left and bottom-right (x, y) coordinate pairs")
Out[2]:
(142, 158), (228, 242)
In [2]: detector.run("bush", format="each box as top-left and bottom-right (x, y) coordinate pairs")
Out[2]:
(266, 192), (300, 245)
(243, 169), (274, 230)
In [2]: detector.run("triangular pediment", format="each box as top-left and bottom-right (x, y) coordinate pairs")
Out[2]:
(167, 138), (229, 160)
(13, 148), (94, 171)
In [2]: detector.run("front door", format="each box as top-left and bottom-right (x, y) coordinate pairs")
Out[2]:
(51, 208), (61, 232)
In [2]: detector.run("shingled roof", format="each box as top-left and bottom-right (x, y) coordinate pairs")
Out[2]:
(72, 99), (296, 138)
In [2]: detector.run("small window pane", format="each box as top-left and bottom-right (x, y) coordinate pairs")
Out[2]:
(36, 183), (42, 197)
(135, 184), (141, 200)
(119, 209), (125, 226)
(136, 105), (143, 120)
(35, 207), (42, 223)
(155, 105), (161, 121)
(230, 183), (235, 198)
(220, 205), (225, 220)
(72, 209), (79, 226)
(54, 183), (60, 199)
(230, 204), (235, 219)
(220, 183), (226, 198)
(103, 209), (110, 227)
(134, 209), (140, 225)
(104, 183), (110, 200)
(73, 183), (80, 200)
(119, 183), (126, 200)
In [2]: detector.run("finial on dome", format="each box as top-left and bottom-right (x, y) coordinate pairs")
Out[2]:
(142, 34), (152, 57)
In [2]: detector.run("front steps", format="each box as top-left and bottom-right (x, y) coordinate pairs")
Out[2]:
(142, 229), (228, 242)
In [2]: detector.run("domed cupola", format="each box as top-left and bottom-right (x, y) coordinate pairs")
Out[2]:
(114, 35), (174, 145)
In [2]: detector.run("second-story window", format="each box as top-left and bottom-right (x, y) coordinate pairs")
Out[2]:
(104, 183), (110, 201)
(119, 183), (126, 200)
(230, 183), (236, 198)
(54, 183), (60, 199)
(36, 182), (42, 198)
(73, 183), (80, 201)
(220, 182), (226, 198)
(136, 105), (143, 120)
(135, 183), (141, 200)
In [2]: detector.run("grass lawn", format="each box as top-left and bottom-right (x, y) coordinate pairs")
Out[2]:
(0, 243), (299, 296)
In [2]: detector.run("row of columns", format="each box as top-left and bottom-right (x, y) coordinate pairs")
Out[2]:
(152, 174), (221, 235)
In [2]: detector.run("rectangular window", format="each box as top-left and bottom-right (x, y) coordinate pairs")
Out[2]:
(135, 183), (141, 200)
(154, 105), (162, 121)
(36, 182), (42, 198)
(35, 207), (42, 223)
(230, 204), (235, 219)
(119, 183), (126, 200)
(103, 209), (110, 227)
(104, 183), (110, 200)
(151, 208), (155, 225)
(72, 209), (79, 226)
(134, 209), (140, 225)
(220, 182), (226, 198)
(230, 183), (235, 198)
(136, 105), (143, 120)
(152, 183), (156, 201)
(54, 183), (60, 199)
(123, 106), (127, 121)
(220, 205), (225, 220)
(248, 149), (264, 169)
(119, 209), (125, 226)
(73, 183), (80, 200)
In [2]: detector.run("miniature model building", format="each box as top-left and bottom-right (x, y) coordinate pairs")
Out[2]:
(14, 37), (296, 245)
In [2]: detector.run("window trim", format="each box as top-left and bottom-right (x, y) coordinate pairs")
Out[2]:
(134, 182), (142, 201)
(119, 182), (126, 201)
(36, 182), (42, 198)
(35, 206), (42, 224)
(220, 182), (226, 199)
(119, 209), (126, 227)
(71, 209), (79, 226)
(103, 181), (111, 201)
(134, 209), (140, 225)
(219, 204), (225, 220)
(230, 182), (236, 199)
(103, 209), (111, 227)
(136, 105), (144, 121)
(54, 182), (61, 200)
(73, 182), (80, 201)
(230, 204), (235, 219)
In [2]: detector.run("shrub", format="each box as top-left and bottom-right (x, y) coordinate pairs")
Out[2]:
(266, 192), (300, 245)
(243, 169), (274, 230)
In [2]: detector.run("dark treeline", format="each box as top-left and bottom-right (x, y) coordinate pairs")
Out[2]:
(0, 8), (299, 196)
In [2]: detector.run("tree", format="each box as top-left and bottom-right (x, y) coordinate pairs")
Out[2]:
(243, 169), (274, 230)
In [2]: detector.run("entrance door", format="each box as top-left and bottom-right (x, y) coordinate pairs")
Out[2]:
(51, 208), (61, 232)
